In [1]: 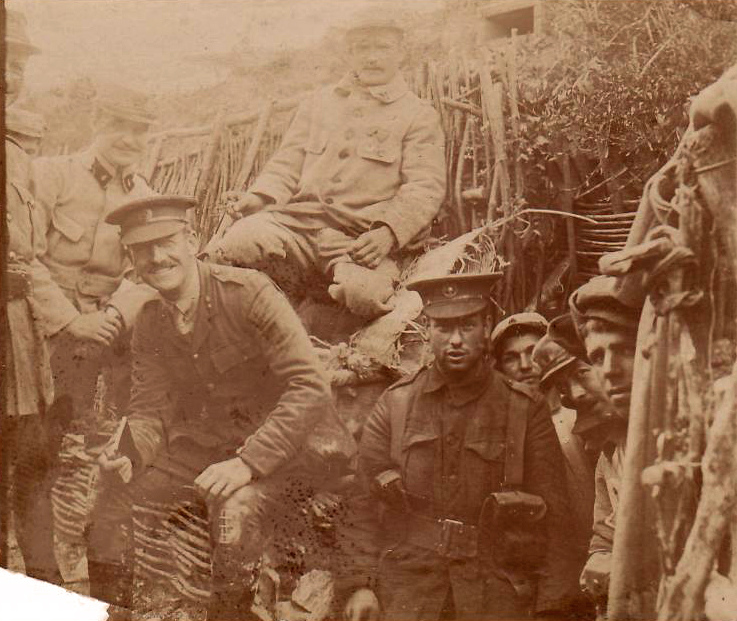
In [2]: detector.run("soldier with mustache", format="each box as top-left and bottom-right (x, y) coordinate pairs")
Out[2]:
(207, 17), (446, 321)
(31, 84), (159, 436)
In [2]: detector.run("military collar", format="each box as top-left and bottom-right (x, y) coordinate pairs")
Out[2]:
(161, 263), (201, 330)
(334, 72), (409, 104)
(81, 148), (137, 192)
(423, 361), (491, 405)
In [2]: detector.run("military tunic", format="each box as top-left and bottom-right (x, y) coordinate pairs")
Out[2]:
(31, 148), (157, 329)
(2, 136), (62, 582)
(338, 364), (571, 619)
(89, 261), (355, 571)
(31, 148), (159, 421)
(210, 73), (446, 316)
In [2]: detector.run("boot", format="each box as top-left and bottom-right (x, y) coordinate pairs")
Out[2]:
(87, 560), (132, 621)
(206, 586), (259, 621)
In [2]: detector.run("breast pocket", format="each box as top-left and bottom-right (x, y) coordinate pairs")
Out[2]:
(464, 439), (506, 500)
(357, 138), (400, 164)
(402, 432), (438, 499)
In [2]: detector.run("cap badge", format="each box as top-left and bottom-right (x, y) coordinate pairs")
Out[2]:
(442, 284), (457, 299)
(136, 208), (154, 224)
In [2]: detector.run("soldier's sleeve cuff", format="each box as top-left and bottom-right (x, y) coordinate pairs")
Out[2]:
(248, 178), (292, 206)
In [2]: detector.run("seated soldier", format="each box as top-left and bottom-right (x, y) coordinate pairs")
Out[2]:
(206, 17), (446, 320)
(87, 195), (355, 621)
(336, 274), (571, 620)
(490, 312), (548, 387)
(568, 276), (641, 608)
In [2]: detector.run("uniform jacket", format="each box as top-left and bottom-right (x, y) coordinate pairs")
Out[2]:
(249, 73), (446, 249)
(5, 137), (58, 416)
(589, 440), (625, 557)
(338, 363), (571, 617)
(31, 148), (157, 334)
(126, 261), (353, 478)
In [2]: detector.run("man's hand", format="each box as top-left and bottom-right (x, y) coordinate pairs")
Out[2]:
(98, 448), (133, 484)
(224, 191), (267, 219)
(344, 588), (380, 621)
(65, 310), (122, 345)
(349, 226), (396, 269)
(195, 457), (253, 504)
(580, 551), (612, 601)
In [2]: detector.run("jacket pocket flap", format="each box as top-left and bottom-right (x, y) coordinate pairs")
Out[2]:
(52, 210), (85, 242)
(402, 431), (438, 451)
(357, 141), (399, 163)
(465, 439), (505, 461)
(210, 343), (248, 374)
(305, 132), (328, 155)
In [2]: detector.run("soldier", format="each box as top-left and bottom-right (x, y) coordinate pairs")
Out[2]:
(568, 276), (641, 606)
(87, 195), (355, 620)
(338, 274), (570, 620)
(490, 312), (548, 386)
(532, 325), (617, 620)
(6, 105), (46, 157)
(207, 17), (446, 320)
(31, 83), (159, 430)
(1, 8), (64, 584)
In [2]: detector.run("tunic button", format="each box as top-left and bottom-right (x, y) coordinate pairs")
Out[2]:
(193, 353), (199, 360)
(6, 213), (12, 222)
(207, 383), (215, 391)
(338, 148), (350, 159)
(446, 434), (457, 447)
(448, 475), (458, 484)
(325, 197), (334, 205)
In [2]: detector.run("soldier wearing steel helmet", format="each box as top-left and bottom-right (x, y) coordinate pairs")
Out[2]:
(336, 273), (571, 620)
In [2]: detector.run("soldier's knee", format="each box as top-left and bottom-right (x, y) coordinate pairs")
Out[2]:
(213, 213), (287, 265)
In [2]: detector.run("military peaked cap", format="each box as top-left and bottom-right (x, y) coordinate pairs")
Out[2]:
(490, 312), (548, 351)
(548, 313), (589, 362)
(532, 334), (576, 386)
(6, 106), (46, 139)
(407, 272), (502, 319)
(6, 9), (40, 55)
(569, 275), (642, 334)
(106, 195), (196, 245)
(346, 16), (405, 38)
(96, 83), (157, 126)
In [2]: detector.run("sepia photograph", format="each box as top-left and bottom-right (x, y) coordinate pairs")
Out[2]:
(2, 0), (737, 619)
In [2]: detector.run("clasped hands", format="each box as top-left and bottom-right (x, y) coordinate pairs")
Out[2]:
(65, 306), (123, 346)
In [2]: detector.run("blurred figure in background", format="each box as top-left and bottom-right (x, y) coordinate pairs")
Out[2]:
(1, 8), (63, 585)
(31, 83), (159, 436)
(6, 106), (46, 157)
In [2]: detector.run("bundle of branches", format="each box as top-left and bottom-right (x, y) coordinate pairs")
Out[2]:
(596, 64), (737, 621)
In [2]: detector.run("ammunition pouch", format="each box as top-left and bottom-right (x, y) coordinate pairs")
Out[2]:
(7, 266), (32, 301)
(480, 490), (547, 573)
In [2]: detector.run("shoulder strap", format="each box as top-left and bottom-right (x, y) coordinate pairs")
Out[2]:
(503, 389), (530, 489)
(389, 403), (407, 466)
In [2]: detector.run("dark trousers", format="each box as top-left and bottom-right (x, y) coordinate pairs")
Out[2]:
(0, 413), (62, 584)
(88, 440), (324, 619)
(49, 331), (132, 427)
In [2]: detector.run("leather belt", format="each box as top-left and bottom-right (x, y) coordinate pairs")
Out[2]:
(405, 512), (479, 559)
(7, 267), (31, 301)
